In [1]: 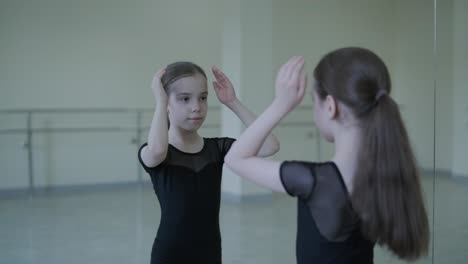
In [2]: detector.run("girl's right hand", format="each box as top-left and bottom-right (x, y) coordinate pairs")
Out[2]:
(274, 56), (307, 113)
(151, 68), (167, 103)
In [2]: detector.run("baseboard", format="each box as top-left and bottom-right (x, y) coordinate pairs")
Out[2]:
(421, 168), (468, 183)
(2, 169), (466, 200)
(0, 181), (276, 202)
(0, 180), (152, 199)
(451, 172), (468, 184)
(0, 188), (31, 199)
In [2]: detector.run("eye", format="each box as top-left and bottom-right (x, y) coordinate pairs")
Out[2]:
(178, 97), (190, 102)
(200, 96), (207, 101)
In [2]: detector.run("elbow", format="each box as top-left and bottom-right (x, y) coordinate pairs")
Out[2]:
(224, 152), (234, 168)
(147, 145), (167, 159)
(259, 140), (280, 157)
(271, 141), (280, 155)
(224, 152), (242, 172)
(141, 145), (167, 167)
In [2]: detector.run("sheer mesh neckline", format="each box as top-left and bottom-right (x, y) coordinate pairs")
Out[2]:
(168, 138), (206, 155)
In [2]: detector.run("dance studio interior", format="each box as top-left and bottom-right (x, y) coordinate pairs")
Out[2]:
(1, 0), (467, 263)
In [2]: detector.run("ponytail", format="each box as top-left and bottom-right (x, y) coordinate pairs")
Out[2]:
(352, 96), (430, 260)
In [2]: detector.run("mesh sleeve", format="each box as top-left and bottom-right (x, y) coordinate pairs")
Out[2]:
(216, 137), (236, 158)
(279, 161), (316, 199)
(138, 143), (155, 173)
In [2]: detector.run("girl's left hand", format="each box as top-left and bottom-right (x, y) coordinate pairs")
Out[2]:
(212, 66), (237, 105)
(274, 56), (307, 113)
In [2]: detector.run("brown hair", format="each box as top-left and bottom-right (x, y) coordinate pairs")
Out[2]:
(313, 47), (429, 260)
(161, 61), (207, 94)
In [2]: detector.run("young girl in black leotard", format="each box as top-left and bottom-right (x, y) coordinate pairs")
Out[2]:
(225, 48), (430, 263)
(138, 61), (279, 264)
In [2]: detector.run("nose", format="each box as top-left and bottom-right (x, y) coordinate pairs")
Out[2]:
(191, 101), (201, 112)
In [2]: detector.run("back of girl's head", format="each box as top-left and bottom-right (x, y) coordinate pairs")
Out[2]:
(161, 61), (207, 94)
(314, 47), (429, 261)
(313, 47), (391, 117)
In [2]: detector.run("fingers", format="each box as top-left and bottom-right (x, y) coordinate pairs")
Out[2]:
(151, 67), (168, 101)
(213, 81), (221, 92)
(285, 56), (303, 77)
(298, 71), (307, 99)
(298, 58), (306, 84)
(279, 57), (291, 74)
(290, 57), (305, 81)
(152, 67), (166, 87)
(155, 67), (166, 79)
(279, 56), (305, 86)
(212, 66), (226, 82)
(279, 56), (296, 78)
(212, 66), (220, 77)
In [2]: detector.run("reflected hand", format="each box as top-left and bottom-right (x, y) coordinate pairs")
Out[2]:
(212, 66), (237, 106)
(151, 67), (167, 103)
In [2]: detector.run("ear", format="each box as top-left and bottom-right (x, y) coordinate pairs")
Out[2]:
(325, 95), (338, 119)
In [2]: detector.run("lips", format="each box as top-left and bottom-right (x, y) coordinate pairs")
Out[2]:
(188, 117), (203, 121)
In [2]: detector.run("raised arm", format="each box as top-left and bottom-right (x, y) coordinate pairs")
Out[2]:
(224, 56), (307, 192)
(212, 66), (280, 157)
(140, 68), (169, 168)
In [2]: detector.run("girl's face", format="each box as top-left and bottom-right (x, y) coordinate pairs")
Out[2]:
(312, 79), (335, 142)
(167, 74), (208, 132)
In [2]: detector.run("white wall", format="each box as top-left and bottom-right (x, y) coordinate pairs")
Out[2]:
(270, 0), (398, 162)
(452, 0), (468, 177)
(0, 0), (224, 109)
(1, 0), (466, 190)
(238, 0), (275, 196)
(0, 0), (224, 189)
(269, 0), (440, 170)
(435, 0), (455, 173)
(392, 0), (435, 169)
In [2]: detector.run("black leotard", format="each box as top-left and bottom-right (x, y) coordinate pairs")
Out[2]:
(138, 137), (235, 264)
(280, 161), (375, 264)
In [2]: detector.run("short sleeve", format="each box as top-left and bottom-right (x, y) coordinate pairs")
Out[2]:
(279, 161), (316, 199)
(138, 143), (156, 173)
(216, 137), (236, 158)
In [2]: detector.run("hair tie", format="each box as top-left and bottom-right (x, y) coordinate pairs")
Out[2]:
(375, 89), (387, 101)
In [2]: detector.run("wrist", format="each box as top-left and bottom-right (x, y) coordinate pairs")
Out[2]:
(271, 98), (290, 114)
(225, 98), (241, 110)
